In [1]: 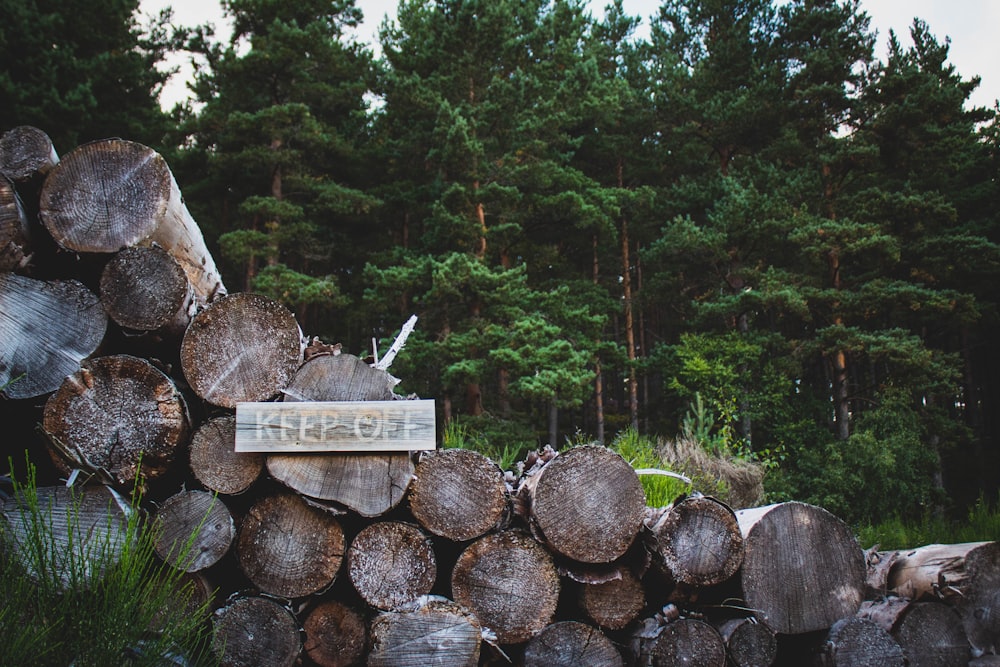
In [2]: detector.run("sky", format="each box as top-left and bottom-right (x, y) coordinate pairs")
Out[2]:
(139, 0), (1000, 111)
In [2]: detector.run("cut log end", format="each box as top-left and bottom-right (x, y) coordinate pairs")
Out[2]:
(212, 596), (301, 667)
(302, 600), (367, 667)
(153, 490), (234, 572)
(0, 125), (59, 183)
(368, 595), (481, 667)
(653, 495), (744, 587)
(523, 621), (624, 667)
(100, 245), (193, 333)
(348, 521), (436, 611)
(189, 415), (263, 495)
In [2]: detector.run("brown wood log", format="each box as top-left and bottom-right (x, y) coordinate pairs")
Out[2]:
(302, 599), (367, 667)
(650, 494), (744, 587)
(523, 621), (624, 666)
(152, 489), (234, 573)
(367, 595), (481, 667)
(100, 245), (195, 335)
(736, 501), (866, 635)
(858, 598), (970, 667)
(520, 444), (646, 564)
(347, 520), (436, 611)
(41, 354), (189, 487)
(189, 415), (263, 495)
(577, 566), (646, 631)
(813, 617), (904, 667)
(180, 292), (303, 408)
(451, 530), (560, 644)
(0, 176), (31, 272)
(0, 273), (107, 399)
(409, 448), (509, 542)
(235, 491), (345, 598)
(716, 617), (777, 667)
(212, 596), (301, 667)
(0, 125), (59, 185)
(38, 138), (224, 302)
(633, 617), (727, 667)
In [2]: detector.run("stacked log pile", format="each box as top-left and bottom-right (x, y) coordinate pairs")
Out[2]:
(1, 126), (998, 666)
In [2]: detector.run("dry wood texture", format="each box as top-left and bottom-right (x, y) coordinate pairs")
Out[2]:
(368, 595), (481, 667)
(212, 596), (301, 667)
(634, 617), (727, 667)
(858, 598), (970, 667)
(189, 415), (263, 495)
(347, 520), (436, 611)
(651, 494), (744, 587)
(813, 617), (904, 667)
(577, 566), (646, 631)
(522, 620), (624, 666)
(99, 245), (194, 335)
(0, 125), (58, 184)
(152, 489), (233, 572)
(302, 600), (368, 667)
(0, 176), (31, 271)
(716, 616), (777, 667)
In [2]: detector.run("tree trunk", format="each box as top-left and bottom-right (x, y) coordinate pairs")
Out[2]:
(0, 125), (59, 185)
(451, 530), (560, 645)
(367, 595), (481, 667)
(633, 618), (727, 667)
(0, 176), (31, 272)
(715, 617), (777, 667)
(736, 502), (866, 635)
(302, 600), (367, 667)
(38, 138), (225, 302)
(408, 448), (509, 542)
(41, 354), (189, 487)
(577, 567), (646, 631)
(211, 596), (301, 667)
(519, 444), (645, 563)
(235, 492), (345, 598)
(650, 495), (744, 587)
(858, 598), (970, 667)
(180, 292), (303, 408)
(99, 245), (195, 336)
(1, 273), (107, 399)
(347, 521), (436, 611)
(152, 489), (234, 573)
(523, 621), (624, 667)
(812, 617), (904, 667)
(188, 415), (263, 495)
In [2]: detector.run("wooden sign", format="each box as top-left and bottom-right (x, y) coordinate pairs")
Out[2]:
(235, 400), (436, 453)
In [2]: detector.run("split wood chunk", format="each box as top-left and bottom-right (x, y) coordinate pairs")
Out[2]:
(716, 617), (777, 667)
(100, 245), (194, 334)
(180, 292), (303, 408)
(282, 351), (397, 402)
(1, 273), (107, 399)
(153, 490), (234, 573)
(451, 530), (560, 644)
(814, 617), (904, 667)
(0, 176), (31, 271)
(368, 595), (481, 667)
(578, 567), (646, 631)
(859, 598), (970, 667)
(348, 520), (437, 611)
(409, 448), (509, 541)
(235, 492), (344, 598)
(42, 354), (189, 486)
(523, 621), (624, 667)
(212, 596), (301, 667)
(38, 138), (224, 301)
(634, 618), (727, 667)
(651, 494), (744, 587)
(189, 415), (263, 495)
(736, 501), (866, 635)
(0, 125), (59, 184)
(302, 600), (368, 667)
(523, 444), (645, 564)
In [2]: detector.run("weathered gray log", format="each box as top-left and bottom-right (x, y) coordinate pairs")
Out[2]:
(451, 530), (560, 644)
(650, 494), (744, 587)
(212, 596), (301, 667)
(347, 520), (436, 611)
(41, 354), (189, 487)
(716, 617), (777, 667)
(100, 245), (195, 335)
(736, 501), (866, 635)
(577, 566), (646, 631)
(0, 273), (107, 399)
(180, 292), (303, 408)
(281, 351), (397, 402)
(813, 617), (904, 667)
(38, 138), (224, 302)
(302, 599), (367, 667)
(633, 617), (727, 667)
(235, 492), (345, 598)
(409, 448), (509, 541)
(858, 598), (970, 667)
(189, 415), (263, 495)
(520, 444), (646, 564)
(368, 595), (481, 667)
(152, 490), (234, 573)
(523, 621), (624, 666)
(0, 125), (59, 184)
(0, 176), (31, 271)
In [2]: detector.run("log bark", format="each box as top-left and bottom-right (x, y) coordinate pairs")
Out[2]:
(736, 501), (866, 635)
(0, 125), (59, 185)
(451, 530), (560, 644)
(212, 596), (301, 667)
(180, 292), (303, 408)
(813, 617), (904, 667)
(189, 415), (263, 495)
(302, 599), (367, 667)
(235, 491), (345, 598)
(0, 273), (107, 399)
(152, 489), (234, 572)
(409, 448), (509, 542)
(577, 566), (646, 631)
(633, 618), (727, 667)
(100, 245), (195, 335)
(858, 598), (970, 667)
(521, 444), (646, 564)
(38, 138), (224, 302)
(347, 520), (436, 611)
(651, 494), (744, 587)
(716, 617), (777, 667)
(41, 354), (189, 487)
(523, 621), (624, 667)
(0, 176), (31, 271)
(367, 595), (481, 667)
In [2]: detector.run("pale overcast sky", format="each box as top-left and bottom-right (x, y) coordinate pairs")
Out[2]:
(140, 0), (1000, 111)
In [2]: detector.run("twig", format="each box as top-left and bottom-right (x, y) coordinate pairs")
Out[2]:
(375, 315), (417, 371)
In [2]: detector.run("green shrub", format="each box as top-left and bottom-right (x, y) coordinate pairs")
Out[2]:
(608, 428), (692, 507)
